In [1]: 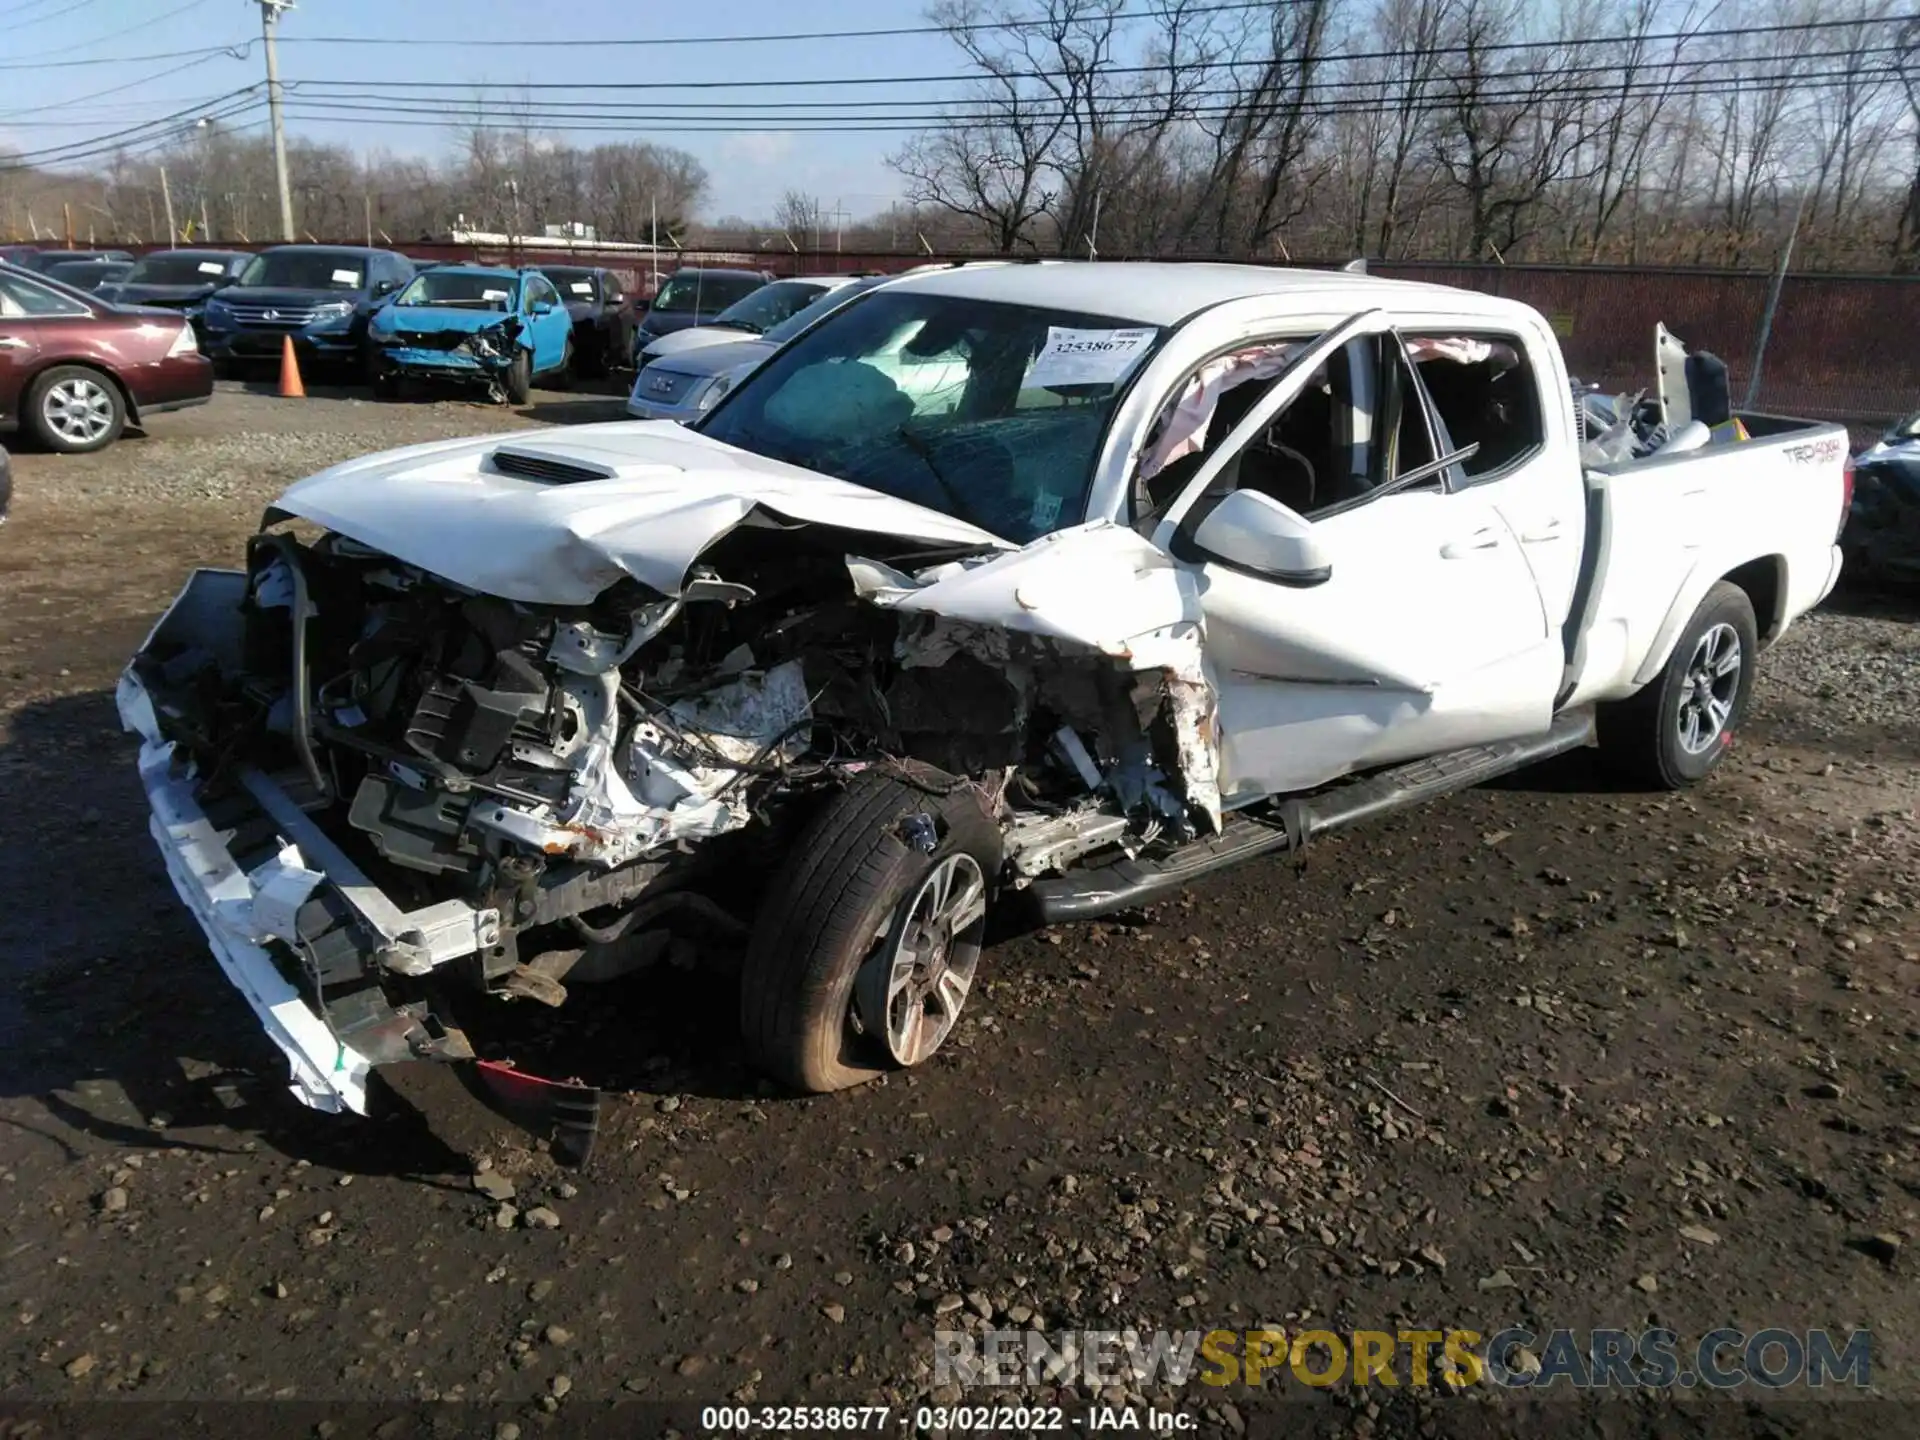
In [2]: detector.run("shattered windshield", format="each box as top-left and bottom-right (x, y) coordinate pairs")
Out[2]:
(697, 290), (1161, 543)
(761, 279), (878, 344)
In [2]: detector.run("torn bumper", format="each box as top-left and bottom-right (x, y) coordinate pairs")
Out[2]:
(118, 571), (488, 1115)
(377, 344), (497, 380)
(124, 732), (376, 1113)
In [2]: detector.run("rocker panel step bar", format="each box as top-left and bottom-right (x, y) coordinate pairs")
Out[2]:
(1028, 710), (1597, 923)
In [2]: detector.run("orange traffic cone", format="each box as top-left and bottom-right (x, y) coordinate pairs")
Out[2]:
(278, 335), (306, 398)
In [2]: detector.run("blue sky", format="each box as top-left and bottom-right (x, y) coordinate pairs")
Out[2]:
(2, 0), (972, 221)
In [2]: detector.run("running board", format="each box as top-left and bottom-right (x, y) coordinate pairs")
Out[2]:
(1027, 710), (1596, 923)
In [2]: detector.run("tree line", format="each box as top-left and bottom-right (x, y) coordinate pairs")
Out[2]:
(885, 0), (1918, 270)
(3, 0), (1913, 272)
(0, 125), (710, 253)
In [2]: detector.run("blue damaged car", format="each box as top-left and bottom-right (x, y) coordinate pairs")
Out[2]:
(365, 265), (573, 403)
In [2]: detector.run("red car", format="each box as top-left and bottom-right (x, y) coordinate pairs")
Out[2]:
(0, 262), (214, 454)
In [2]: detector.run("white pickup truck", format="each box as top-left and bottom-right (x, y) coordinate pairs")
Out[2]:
(120, 262), (1851, 1137)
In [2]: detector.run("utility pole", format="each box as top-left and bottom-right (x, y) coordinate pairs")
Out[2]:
(259, 0), (296, 242)
(159, 167), (177, 247)
(1745, 190), (1809, 412)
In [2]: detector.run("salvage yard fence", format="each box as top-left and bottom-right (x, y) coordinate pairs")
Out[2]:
(1361, 262), (1916, 439)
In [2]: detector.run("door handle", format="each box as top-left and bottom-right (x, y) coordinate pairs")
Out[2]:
(1440, 527), (1504, 559)
(0, 336), (29, 350)
(1519, 518), (1564, 543)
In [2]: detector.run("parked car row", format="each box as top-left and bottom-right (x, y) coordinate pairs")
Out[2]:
(0, 240), (894, 434)
(0, 259), (213, 454)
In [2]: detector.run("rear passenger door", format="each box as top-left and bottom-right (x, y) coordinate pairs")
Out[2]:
(1406, 331), (1585, 631)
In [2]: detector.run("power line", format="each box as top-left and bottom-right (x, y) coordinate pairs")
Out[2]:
(269, 12), (1912, 93)
(6, 0), (100, 29)
(273, 66), (1905, 136)
(0, 86), (263, 167)
(5, 0), (217, 62)
(272, 43), (1904, 120)
(10, 98), (270, 173)
(0, 52), (235, 121)
(276, 0), (1283, 49)
(0, 40), (249, 71)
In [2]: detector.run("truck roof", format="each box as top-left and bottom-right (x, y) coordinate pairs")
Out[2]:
(886, 260), (1536, 330)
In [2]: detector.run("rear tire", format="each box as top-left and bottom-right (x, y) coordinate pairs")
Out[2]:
(1599, 580), (1758, 789)
(740, 772), (1002, 1094)
(26, 365), (125, 454)
(504, 348), (532, 406)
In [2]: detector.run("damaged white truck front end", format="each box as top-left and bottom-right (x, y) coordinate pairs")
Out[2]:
(119, 424), (1218, 1117)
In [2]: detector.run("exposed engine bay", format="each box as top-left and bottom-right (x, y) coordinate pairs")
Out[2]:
(124, 509), (1217, 1105)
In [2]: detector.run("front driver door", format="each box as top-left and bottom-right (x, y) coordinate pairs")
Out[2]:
(1151, 312), (1561, 804)
(524, 276), (569, 373)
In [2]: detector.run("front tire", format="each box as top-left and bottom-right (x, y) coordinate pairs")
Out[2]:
(740, 773), (1002, 1093)
(504, 348), (533, 406)
(27, 366), (125, 454)
(1599, 580), (1758, 789)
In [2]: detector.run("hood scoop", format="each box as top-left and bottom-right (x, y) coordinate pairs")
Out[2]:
(488, 446), (620, 486)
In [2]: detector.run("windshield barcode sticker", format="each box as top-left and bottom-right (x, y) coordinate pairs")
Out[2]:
(331, 269), (360, 284)
(570, 281), (594, 295)
(1024, 326), (1155, 390)
(198, 261), (225, 275)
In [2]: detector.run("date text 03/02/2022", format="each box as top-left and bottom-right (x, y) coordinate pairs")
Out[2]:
(699, 1405), (1194, 1432)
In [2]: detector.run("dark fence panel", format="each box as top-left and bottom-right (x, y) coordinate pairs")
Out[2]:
(1366, 261), (1917, 432)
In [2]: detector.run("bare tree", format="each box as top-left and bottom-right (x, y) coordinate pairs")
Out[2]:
(774, 189), (824, 245)
(1431, 0), (1596, 260)
(1191, 0), (1341, 255)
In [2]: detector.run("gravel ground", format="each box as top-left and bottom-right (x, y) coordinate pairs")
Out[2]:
(1, 387), (1916, 1438)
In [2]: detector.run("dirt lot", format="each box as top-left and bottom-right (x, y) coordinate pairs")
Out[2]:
(1, 384), (1917, 1437)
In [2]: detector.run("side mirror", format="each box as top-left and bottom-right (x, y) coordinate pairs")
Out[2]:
(532, 299), (555, 315)
(1189, 488), (1332, 587)
(372, 278), (398, 297)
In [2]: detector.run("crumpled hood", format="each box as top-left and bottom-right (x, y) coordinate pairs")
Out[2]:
(372, 305), (514, 337)
(271, 420), (1008, 605)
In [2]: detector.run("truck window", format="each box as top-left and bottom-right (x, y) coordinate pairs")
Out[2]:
(1153, 336), (1444, 522)
(1405, 333), (1541, 481)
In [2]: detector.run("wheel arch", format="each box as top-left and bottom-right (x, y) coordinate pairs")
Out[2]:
(26, 356), (139, 426)
(1630, 552), (1784, 689)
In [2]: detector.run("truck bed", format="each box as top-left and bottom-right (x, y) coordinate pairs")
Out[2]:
(1561, 413), (1849, 709)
